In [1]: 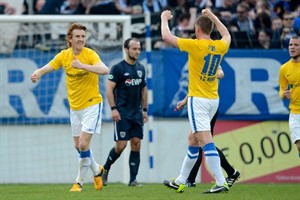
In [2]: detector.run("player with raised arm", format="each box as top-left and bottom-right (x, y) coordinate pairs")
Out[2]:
(176, 66), (240, 188)
(30, 23), (109, 192)
(161, 8), (231, 193)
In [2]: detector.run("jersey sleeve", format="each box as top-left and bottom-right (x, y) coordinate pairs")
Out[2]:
(142, 64), (147, 88)
(178, 38), (195, 52)
(49, 51), (63, 70)
(88, 49), (101, 65)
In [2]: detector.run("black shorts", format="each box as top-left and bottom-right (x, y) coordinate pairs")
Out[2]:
(113, 119), (144, 141)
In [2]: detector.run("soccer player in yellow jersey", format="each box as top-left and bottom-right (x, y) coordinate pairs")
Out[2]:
(279, 35), (300, 157)
(30, 23), (109, 192)
(161, 9), (231, 193)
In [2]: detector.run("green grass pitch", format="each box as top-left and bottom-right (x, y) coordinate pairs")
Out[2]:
(1, 183), (299, 200)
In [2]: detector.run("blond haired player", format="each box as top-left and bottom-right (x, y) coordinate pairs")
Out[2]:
(279, 35), (300, 157)
(30, 23), (109, 192)
(161, 8), (231, 193)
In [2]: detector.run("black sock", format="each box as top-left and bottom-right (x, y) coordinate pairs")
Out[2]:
(187, 148), (203, 183)
(129, 151), (140, 182)
(217, 147), (235, 176)
(104, 147), (120, 171)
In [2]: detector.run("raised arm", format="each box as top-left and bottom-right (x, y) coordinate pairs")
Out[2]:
(161, 10), (179, 48)
(202, 9), (231, 45)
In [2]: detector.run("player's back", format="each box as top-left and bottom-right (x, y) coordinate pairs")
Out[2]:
(178, 38), (229, 98)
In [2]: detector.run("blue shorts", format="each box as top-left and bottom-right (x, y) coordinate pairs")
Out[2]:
(113, 119), (144, 141)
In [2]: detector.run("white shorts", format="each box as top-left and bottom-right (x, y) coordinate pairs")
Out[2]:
(70, 103), (103, 136)
(289, 113), (300, 143)
(187, 97), (219, 133)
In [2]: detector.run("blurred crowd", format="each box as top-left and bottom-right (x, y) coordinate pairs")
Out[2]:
(2, 0), (300, 49)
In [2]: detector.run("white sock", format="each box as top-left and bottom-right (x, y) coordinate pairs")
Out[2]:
(175, 146), (199, 185)
(89, 149), (99, 176)
(203, 143), (226, 186)
(75, 157), (91, 186)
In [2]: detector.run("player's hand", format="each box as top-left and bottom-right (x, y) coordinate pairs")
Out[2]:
(161, 10), (173, 21)
(282, 87), (291, 99)
(201, 8), (214, 18)
(30, 70), (40, 83)
(72, 56), (82, 69)
(111, 109), (121, 122)
(143, 112), (148, 123)
(217, 67), (224, 79)
(175, 99), (187, 111)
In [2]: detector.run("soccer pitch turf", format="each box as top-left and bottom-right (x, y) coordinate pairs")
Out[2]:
(1, 183), (299, 200)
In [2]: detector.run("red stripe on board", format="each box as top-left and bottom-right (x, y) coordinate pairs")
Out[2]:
(200, 164), (300, 183)
(214, 120), (261, 135)
(243, 166), (300, 183)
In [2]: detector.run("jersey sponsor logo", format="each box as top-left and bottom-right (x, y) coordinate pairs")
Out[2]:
(66, 71), (89, 78)
(125, 79), (142, 86)
(137, 70), (143, 78)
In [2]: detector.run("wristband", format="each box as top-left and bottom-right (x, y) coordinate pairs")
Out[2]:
(111, 106), (118, 110)
(143, 108), (148, 112)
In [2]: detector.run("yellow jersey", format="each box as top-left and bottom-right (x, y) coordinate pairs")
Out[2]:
(279, 59), (300, 114)
(178, 38), (229, 99)
(49, 47), (102, 110)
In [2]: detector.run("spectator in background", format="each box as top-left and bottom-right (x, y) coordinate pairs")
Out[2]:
(171, 7), (197, 38)
(256, 29), (273, 49)
(0, 1), (16, 15)
(273, 0), (299, 19)
(280, 27), (293, 48)
(215, 0), (237, 27)
(294, 22), (300, 36)
(87, 0), (120, 15)
(142, 0), (163, 13)
(293, 5), (300, 36)
(283, 11), (295, 30)
(244, 0), (257, 19)
(72, 0), (92, 14)
(281, 11), (296, 48)
(254, 0), (273, 17)
(271, 16), (284, 48)
(115, 0), (142, 15)
(272, 16), (283, 31)
(172, 0), (193, 27)
(60, 0), (80, 14)
(37, 0), (64, 14)
(193, 0), (214, 15)
(230, 2), (255, 36)
(22, 0), (29, 14)
(254, 11), (272, 31)
(33, 0), (45, 13)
